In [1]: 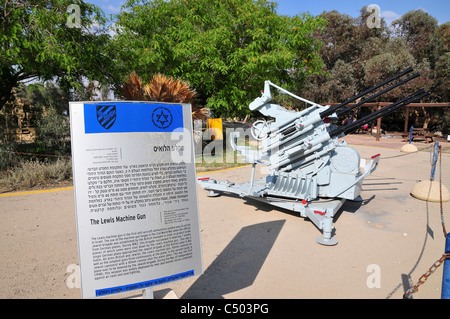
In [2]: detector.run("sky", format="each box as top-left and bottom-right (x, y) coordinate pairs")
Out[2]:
(92, 0), (450, 26)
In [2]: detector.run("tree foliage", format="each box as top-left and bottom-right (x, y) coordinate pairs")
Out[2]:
(2, 1), (449, 122)
(298, 8), (448, 133)
(429, 22), (450, 102)
(111, 0), (326, 117)
(301, 8), (445, 105)
(35, 107), (71, 156)
(392, 9), (438, 63)
(0, 0), (112, 110)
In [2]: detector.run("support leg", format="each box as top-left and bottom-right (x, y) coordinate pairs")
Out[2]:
(207, 190), (220, 197)
(249, 163), (256, 190)
(316, 216), (338, 246)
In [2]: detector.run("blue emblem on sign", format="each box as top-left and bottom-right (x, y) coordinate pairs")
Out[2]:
(96, 105), (116, 130)
(85, 103), (183, 134)
(152, 106), (173, 129)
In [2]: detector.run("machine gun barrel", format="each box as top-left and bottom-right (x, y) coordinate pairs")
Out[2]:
(334, 72), (420, 118)
(329, 89), (429, 138)
(268, 89), (427, 170)
(319, 66), (414, 118)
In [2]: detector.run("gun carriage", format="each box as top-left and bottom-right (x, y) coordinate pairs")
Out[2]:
(198, 67), (429, 245)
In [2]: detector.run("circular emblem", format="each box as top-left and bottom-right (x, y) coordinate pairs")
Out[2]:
(152, 106), (173, 129)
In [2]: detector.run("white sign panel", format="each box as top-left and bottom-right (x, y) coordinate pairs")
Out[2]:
(69, 101), (203, 298)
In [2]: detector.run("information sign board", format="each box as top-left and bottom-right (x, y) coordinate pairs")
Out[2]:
(69, 101), (203, 298)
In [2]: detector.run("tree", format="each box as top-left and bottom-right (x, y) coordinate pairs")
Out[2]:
(362, 39), (432, 102)
(0, 0), (113, 110)
(430, 23), (450, 102)
(312, 10), (358, 70)
(301, 8), (438, 104)
(392, 9), (438, 63)
(112, 0), (326, 117)
(301, 8), (391, 104)
(35, 107), (71, 156)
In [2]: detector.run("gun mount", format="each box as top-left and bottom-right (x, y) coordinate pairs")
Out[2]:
(198, 67), (429, 245)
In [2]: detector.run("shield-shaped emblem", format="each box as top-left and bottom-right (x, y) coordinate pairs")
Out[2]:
(96, 105), (116, 130)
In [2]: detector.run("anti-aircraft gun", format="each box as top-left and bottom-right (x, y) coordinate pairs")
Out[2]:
(198, 67), (429, 245)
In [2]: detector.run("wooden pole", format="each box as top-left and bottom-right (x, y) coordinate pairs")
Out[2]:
(376, 102), (381, 141)
(404, 106), (410, 133)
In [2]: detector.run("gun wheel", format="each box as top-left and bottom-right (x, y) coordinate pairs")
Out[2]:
(251, 120), (270, 141)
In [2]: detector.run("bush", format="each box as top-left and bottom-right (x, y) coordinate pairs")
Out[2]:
(35, 107), (71, 156)
(0, 158), (72, 191)
(0, 142), (21, 171)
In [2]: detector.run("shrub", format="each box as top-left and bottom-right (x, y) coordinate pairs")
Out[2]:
(0, 158), (72, 191)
